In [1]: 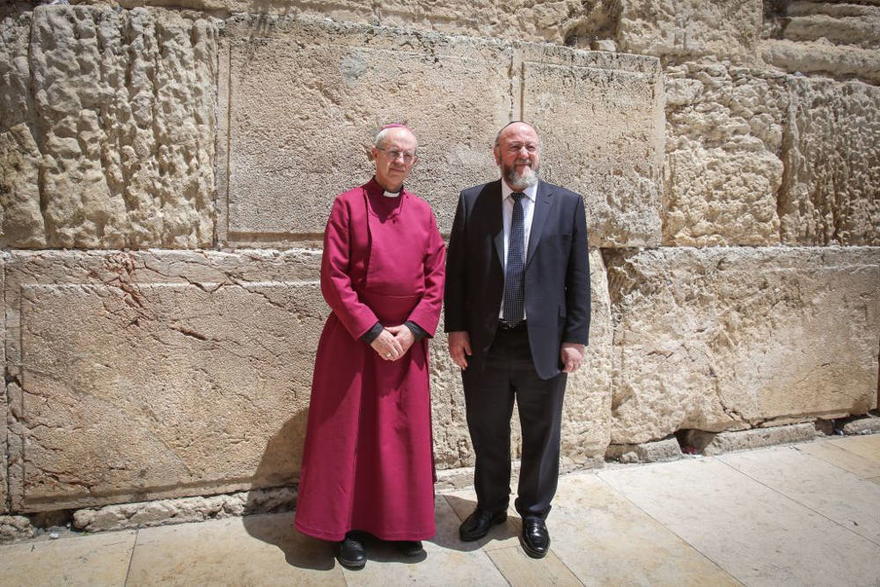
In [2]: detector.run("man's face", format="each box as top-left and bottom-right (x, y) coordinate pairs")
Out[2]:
(494, 123), (541, 190)
(371, 128), (418, 191)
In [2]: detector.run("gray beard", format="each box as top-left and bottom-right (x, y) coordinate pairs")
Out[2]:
(504, 166), (539, 191)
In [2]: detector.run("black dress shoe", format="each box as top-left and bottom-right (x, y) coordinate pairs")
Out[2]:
(459, 508), (508, 541)
(520, 517), (550, 558)
(395, 540), (425, 557)
(336, 533), (367, 569)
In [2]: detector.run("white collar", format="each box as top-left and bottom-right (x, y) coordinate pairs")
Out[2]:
(500, 179), (538, 202)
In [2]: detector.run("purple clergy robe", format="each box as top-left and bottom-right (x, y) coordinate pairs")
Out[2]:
(294, 178), (446, 541)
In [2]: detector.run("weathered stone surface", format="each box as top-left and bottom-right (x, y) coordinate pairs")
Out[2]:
(617, 0), (762, 63)
(0, 515), (35, 543)
(520, 45), (664, 247)
(72, 486), (296, 532)
(684, 423), (817, 456)
(663, 63), (787, 246)
(842, 417), (880, 436)
(779, 78), (880, 246)
(223, 15), (662, 247)
(5, 250), (324, 512)
(762, 1), (880, 83)
(607, 247), (880, 444)
(223, 15), (512, 241)
(0, 5), (218, 249)
(782, 11), (880, 49)
(80, 0), (619, 46)
(561, 249), (614, 463)
(0, 253), (6, 514)
(761, 39), (880, 84)
(606, 437), (682, 463)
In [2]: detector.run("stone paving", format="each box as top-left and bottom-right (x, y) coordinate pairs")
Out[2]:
(1, 434), (878, 586)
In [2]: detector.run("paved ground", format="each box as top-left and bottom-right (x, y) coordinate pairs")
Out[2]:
(1, 434), (879, 586)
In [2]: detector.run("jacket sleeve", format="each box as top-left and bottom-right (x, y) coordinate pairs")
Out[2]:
(320, 197), (381, 340)
(407, 211), (446, 337)
(562, 195), (591, 345)
(443, 192), (468, 332)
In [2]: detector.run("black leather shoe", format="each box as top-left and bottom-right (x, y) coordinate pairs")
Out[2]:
(520, 517), (550, 558)
(336, 533), (367, 569)
(459, 508), (508, 541)
(395, 540), (425, 557)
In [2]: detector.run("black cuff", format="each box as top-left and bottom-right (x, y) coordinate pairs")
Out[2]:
(405, 320), (428, 341)
(360, 322), (383, 343)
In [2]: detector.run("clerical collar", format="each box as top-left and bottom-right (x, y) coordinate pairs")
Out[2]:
(383, 190), (401, 198)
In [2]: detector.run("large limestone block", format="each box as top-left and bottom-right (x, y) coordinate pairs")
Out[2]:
(779, 78), (880, 246)
(223, 15), (663, 247)
(429, 249), (613, 469)
(223, 15), (512, 241)
(100, 0), (615, 46)
(519, 45), (664, 247)
(663, 63), (788, 246)
(0, 6), (218, 249)
(5, 250), (325, 512)
(617, 0), (762, 63)
(562, 249), (614, 463)
(762, 1), (880, 83)
(607, 247), (880, 444)
(761, 39), (880, 85)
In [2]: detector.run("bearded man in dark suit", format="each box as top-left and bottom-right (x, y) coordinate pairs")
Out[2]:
(445, 121), (590, 559)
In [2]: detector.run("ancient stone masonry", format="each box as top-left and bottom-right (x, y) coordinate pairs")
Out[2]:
(0, 6), (219, 248)
(607, 246), (879, 444)
(220, 15), (664, 247)
(0, 0), (878, 520)
(5, 249), (323, 512)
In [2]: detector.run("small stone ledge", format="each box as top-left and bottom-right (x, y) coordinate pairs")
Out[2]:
(841, 414), (880, 436)
(0, 515), (36, 543)
(683, 423), (817, 456)
(72, 487), (297, 533)
(605, 438), (683, 464)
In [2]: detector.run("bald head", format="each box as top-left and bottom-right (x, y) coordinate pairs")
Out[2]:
(494, 121), (540, 147)
(374, 125), (417, 150)
(493, 121), (541, 190)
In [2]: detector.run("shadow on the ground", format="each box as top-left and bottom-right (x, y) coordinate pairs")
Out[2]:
(240, 413), (337, 570)
(436, 494), (519, 552)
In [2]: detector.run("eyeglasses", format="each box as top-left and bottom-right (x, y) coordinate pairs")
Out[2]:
(376, 148), (417, 163)
(505, 143), (539, 154)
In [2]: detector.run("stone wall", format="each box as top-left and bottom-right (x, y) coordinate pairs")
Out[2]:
(0, 0), (877, 517)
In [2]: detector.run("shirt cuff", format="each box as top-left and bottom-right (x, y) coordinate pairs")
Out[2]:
(405, 320), (428, 341)
(360, 322), (384, 343)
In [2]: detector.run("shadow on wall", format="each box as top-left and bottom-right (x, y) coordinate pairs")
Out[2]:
(241, 409), (337, 570)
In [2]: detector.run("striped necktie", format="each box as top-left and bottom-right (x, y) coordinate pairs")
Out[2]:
(503, 192), (525, 324)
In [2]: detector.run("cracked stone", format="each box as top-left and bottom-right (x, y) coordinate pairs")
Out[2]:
(607, 246), (880, 444)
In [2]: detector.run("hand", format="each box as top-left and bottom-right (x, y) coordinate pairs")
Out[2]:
(370, 329), (404, 361)
(560, 343), (585, 373)
(448, 331), (472, 370)
(386, 324), (415, 358)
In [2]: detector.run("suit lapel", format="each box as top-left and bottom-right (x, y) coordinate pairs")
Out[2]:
(526, 181), (553, 266)
(486, 181), (504, 267)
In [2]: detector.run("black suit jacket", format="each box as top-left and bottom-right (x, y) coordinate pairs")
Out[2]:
(445, 179), (590, 380)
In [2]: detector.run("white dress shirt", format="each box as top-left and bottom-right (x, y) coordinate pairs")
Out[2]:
(500, 180), (537, 319)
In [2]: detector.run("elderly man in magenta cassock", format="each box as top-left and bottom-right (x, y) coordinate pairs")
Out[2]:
(294, 124), (445, 569)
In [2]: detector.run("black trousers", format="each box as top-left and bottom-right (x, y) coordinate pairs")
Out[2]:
(462, 323), (567, 519)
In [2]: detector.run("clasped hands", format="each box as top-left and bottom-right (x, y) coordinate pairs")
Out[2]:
(369, 325), (415, 361)
(447, 331), (585, 373)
